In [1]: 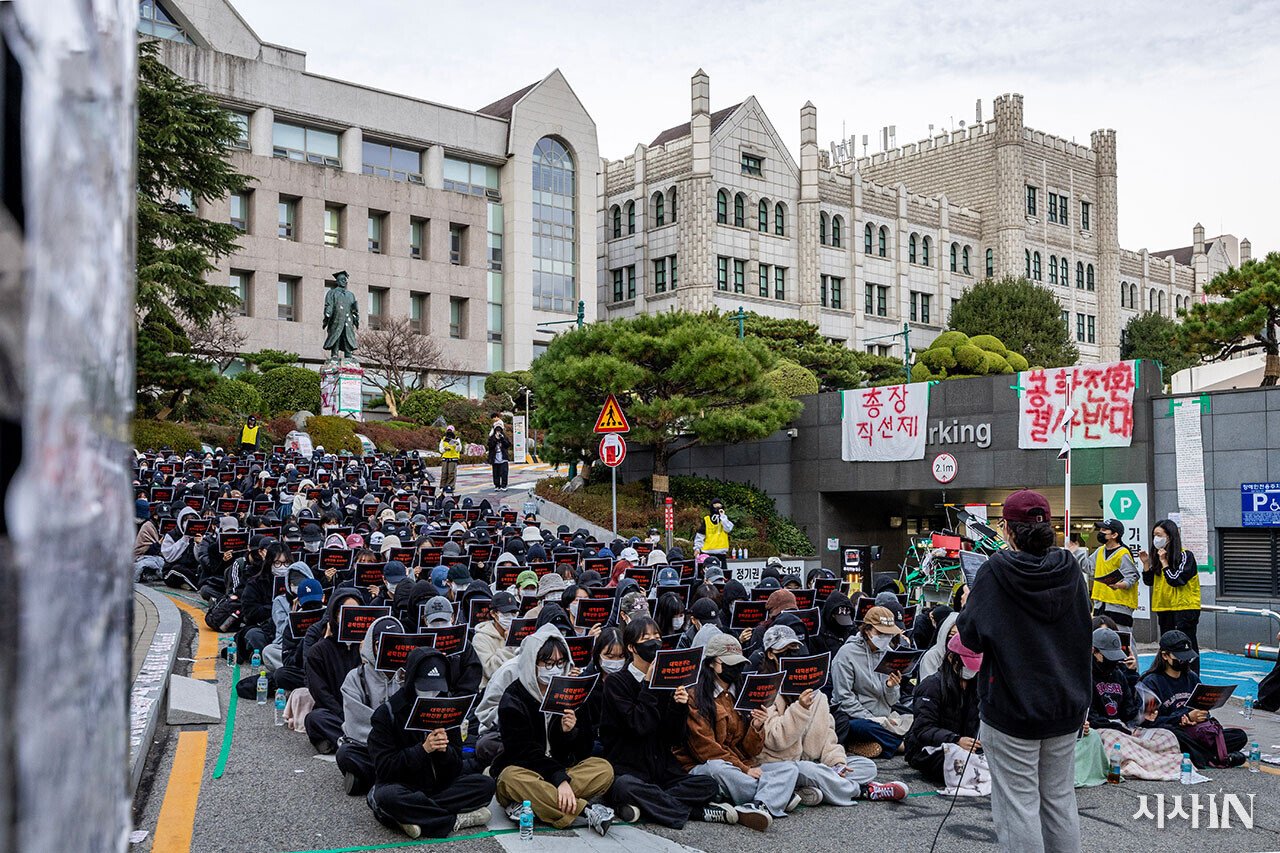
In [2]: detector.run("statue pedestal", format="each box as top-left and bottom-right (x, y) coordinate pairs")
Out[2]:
(320, 361), (364, 421)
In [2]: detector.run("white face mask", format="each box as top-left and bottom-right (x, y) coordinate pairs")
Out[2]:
(1152, 535), (1168, 550)
(537, 664), (565, 685)
(497, 613), (514, 631)
(671, 616), (685, 632)
(569, 600), (581, 617)
(960, 666), (979, 680)
(599, 658), (625, 673)
(869, 633), (893, 651)
(452, 582), (469, 594)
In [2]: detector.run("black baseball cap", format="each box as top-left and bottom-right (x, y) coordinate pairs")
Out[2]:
(490, 591), (519, 614)
(1096, 519), (1125, 537)
(1158, 630), (1198, 662)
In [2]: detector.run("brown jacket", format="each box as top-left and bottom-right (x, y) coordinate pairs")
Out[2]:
(134, 519), (162, 560)
(676, 689), (769, 774)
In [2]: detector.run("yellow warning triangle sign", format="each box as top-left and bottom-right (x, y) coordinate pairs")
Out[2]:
(593, 393), (630, 434)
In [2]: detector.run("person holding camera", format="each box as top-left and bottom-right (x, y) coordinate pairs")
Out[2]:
(693, 499), (734, 560)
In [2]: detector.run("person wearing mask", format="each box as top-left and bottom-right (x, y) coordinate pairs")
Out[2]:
(274, 578), (324, 691)
(304, 588), (367, 754)
(905, 634), (982, 785)
(234, 542), (290, 662)
(438, 426), (462, 493)
(365, 647), (496, 839)
(1139, 630), (1247, 768)
(160, 505), (203, 590)
(239, 414), (260, 455)
(917, 612), (959, 682)
(831, 606), (912, 759)
(491, 624), (615, 836)
(487, 425), (512, 492)
(807, 591), (854, 661)
(675, 633), (796, 823)
(1089, 519), (1140, 628)
(653, 591), (687, 638)
(1138, 518), (1201, 655)
(337, 615), (404, 796)
(474, 591), (519, 687)
(693, 499), (734, 560)
(260, 561), (317, 672)
(957, 489), (1091, 853)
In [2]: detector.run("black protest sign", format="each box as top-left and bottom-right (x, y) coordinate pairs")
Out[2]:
(575, 598), (614, 629)
(375, 632), (436, 673)
(337, 605), (392, 644)
(405, 694), (475, 732)
(418, 547), (443, 568)
(504, 617), (539, 647)
(467, 598), (493, 628)
(539, 674), (599, 715)
(814, 577), (841, 601)
(733, 671), (785, 712)
(660, 632), (683, 651)
(218, 530), (249, 554)
(496, 563), (521, 590)
(649, 646), (703, 690)
(780, 652), (831, 695)
(355, 561), (387, 588)
(1188, 683), (1236, 711)
(184, 517), (211, 537)
(791, 589), (817, 610)
(873, 648), (924, 677)
(583, 557), (611, 574)
(565, 634), (595, 668)
(387, 547), (417, 566)
(529, 561), (555, 577)
(419, 623), (469, 656)
(624, 566), (655, 591)
(729, 600), (769, 630)
(320, 548), (353, 575)
(789, 606), (820, 636)
(287, 607), (326, 639)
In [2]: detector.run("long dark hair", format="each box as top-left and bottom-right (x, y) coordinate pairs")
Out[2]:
(592, 626), (624, 670)
(654, 592), (684, 635)
(620, 617), (657, 664)
(937, 650), (973, 711)
(692, 655), (723, 727)
(1153, 518), (1184, 570)
(261, 542), (291, 577)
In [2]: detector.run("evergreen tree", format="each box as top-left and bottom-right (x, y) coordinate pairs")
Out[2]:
(1121, 312), (1197, 377)
(948, 277), (1078, 368)
(728, 313), (905, 389)
(1178, 252), (1280, 385)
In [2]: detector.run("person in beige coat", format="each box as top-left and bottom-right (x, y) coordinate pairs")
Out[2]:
(473, 591), (520, 687)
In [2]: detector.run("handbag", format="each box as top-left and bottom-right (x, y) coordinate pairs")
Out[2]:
(1184, 718), (1229, 766)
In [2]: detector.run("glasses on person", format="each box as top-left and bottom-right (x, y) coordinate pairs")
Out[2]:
(542, 656), (567, 668)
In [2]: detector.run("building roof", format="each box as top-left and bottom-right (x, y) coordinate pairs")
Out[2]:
(1151, 239), (1216, 266)
(477, 82), (538, 120)
(648, 103), (742, 147)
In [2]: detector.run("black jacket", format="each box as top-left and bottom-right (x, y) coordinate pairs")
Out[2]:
(904, 670), (979, 764)
(957, 547), (1091, 739)
(492, 679), (596, 786)
(599, 666), (690, 784)
(487, 433), (512, 465)
(367, 648), (463, 793)
(1088, 659), (1141, 732)
(809, 591), (855, 660)
(239, 571), (276, 633)
(304, 590), (365, 715)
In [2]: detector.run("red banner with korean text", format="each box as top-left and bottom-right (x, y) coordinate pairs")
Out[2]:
(1017, 360), (1136, 450)
(840, 383), (929, 462)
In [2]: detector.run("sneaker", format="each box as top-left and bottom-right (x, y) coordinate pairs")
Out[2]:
(452, 806), (491, 833)
(584, 803), (614, 837)
(504, 801), (524, 822)
(615, 803), (641, 823)
(795, 786), (822, 807)
(313, 739), (335, 755)
(342, 771), (359, 795)
(864, 780), (910, 801)
(1225, 752), (1247, 768)
(700, 802), (738, 824)
(733, 803), (773, 832)
(398, 823), (422, 839)
(785, 792), (801, 813)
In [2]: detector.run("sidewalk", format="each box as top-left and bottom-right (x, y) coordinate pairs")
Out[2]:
(129, 584), (181, 793)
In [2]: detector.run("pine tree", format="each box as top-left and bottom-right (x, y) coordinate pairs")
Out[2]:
(1177, 252), (1280, 385)
(1120, 312), (1197, 377)
(947, 277), (1079, 368)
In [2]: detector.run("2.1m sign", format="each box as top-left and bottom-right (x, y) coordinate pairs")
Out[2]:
(1241, 483), (1280, 528)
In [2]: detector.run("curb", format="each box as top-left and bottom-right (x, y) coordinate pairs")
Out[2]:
(129, 583), (182, 794)
(531, 493), (615, 542)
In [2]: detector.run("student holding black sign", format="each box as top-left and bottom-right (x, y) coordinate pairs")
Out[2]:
(365, 647), (496, 839)
(304, 589), (367, 754)
(234, 542), (290, 663)
(337, 615), (405, 796)
(831, 606), (913, 759)
(474, 591), (520, 687)
(260, 561), (317, 671)
(1139, 630), (1248, 768)
(160, 505), (204, 590)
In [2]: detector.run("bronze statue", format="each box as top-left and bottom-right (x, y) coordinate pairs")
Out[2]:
(323, 270), (359, 360)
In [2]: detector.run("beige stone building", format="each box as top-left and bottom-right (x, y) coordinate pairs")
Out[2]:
(147, 0), (598, 394)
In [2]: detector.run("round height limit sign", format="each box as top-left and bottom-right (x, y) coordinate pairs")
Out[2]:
(599, 433), (627, 468)
(932, 452), (958, 484)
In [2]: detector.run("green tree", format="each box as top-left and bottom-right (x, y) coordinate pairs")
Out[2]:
(257, 366), (321, 415)
(135, 41), (249, 416)
(241, 349), (299, 376)
(484, 370), (535, 410)
(910, 331), (1028, 382)
(729, 313), (904, 389)
(948, 277), (1078, 368)
(1121, 312), (1198, 377)
(1177, 252), (1280, 385)
(531, 312), (802, 498)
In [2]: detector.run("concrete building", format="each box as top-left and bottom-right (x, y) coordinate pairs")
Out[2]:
(599, 73), (1200, 363)
(146, 0), (598, 392)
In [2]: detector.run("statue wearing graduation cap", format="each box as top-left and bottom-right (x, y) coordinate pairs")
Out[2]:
(322, 270), (359, 361)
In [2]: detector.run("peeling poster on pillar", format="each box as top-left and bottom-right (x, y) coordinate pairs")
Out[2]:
(840, 383), (928, 462)
(1017, 360), (1136, 450)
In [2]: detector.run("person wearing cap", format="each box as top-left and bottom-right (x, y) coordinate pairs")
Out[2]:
(693, 499), (734, 560)
(438, 426), (461, 492)
(1086, 627), (1141, 734)
(421, 596), (455, 629)
(675, 631), (796, 821)
(510, 569), (539, 600)
(487, 424), (512, 492)
(1138, 630), (1248, 768)
(831, 605), (912, 759)
(474, 591), (520, 686)
(956, 489), (1091, 853)
(446, 563), (472, 599)
(680, 598), (725, 651)
(904, 633), (982, 785)
(1089, 518), (1140, 628)
(336, 614), (405, 796)
(616, 591), (650, 628)
(525, 573), (567, 620)
(365, 647), (497, 839)
(1137, 517), (1202, 658)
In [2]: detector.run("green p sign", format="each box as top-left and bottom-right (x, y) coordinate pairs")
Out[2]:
(1109, 488), (1142, 521)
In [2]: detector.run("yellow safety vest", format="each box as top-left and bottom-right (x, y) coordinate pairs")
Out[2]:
(440, 438), (461, 460)
(702, 516), (729, 552)
(1150, 552), (1201, 612)
(240, 424), (259, 446)
(1091, 546), (1138, 610)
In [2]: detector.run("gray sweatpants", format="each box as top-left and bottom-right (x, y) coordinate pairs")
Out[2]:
(690, 759), (799, 817)
(980, 722), (1081, 853)
(794, 758), (876, 805)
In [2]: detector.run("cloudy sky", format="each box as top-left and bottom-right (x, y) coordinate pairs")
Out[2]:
(235, 0), (1277, 254)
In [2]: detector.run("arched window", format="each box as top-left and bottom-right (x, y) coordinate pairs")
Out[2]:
(1130, 283), (1137, 307)
(865, 223), (874, 254)
(1086, 264), (1095, 291)
(1159, 291), (1166, 315)
(758, 199), (769, 232)
(950, 243), (958, 272)
(668, 187), (677, 223)
(1059, 257), (1068, 285)
(716, 189), (728, 224)
(878, 226), (888, 257)
(610, 205), (621, 239)
(1032, 252), (1042, 281)
(831, 216), (843, 248)
(625, 200), (635, 234)
(1076, 261), (1084, 288)
(733, 193), (746, 227)
(819, 212), (829, 245)
(1120, 282), (1127, 308)
(1026, 250), (1032, 278)
(985, 248), (994, 278)
(909, 233), (918, 264)
(1049, 255), (1058, 285)
(921, 236), (931, 267)
(774, 202), (785, 236)
(1148, 289), (1155, 312)
(653, 191), (665, 228)
(963, 246), (971, 275)
(532, 137), (576, 312)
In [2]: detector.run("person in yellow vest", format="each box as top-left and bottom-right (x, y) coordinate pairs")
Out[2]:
(693, 499), (733, 559)
(1138, 518), (1201, 656)
(438, 425), (461, 493)
(239, 415), (260, 454)
(1089, 519), (1139, 628)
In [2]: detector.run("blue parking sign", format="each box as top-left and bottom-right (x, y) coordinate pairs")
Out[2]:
(1241, 483), (1280, 527)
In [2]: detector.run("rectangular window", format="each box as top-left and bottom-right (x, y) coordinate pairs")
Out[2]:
(1076, 313), (1085, 342)
(1087, 314), (1096, 343)
(323, 205), (341, 247)
(229, 270), (250, 316)
(821, 274), (828, 307)
(228, 111), (250, 149)
(449, 225), (464, 265)
(877, 286), (888, 317)
(368, 212), (384, 254)
(229, 192), (249, 233)
(733, 259), (745, 293)
(921, 293), (931, 325)
(717, 256), (729, 291)
(669, 255), (678, 290)
(1026, 185), (1037, 216)
(410, 292), (427, 334)
(627, 266), (636, 299)
(368, 287), (387, 330)
(1061, 310), (1069, 326)
(612, 268), (624, 303)
(272, 121), (340, 167)
(1081, 201), (1091, 230)
(277, 198), (296, 240)
(1058, 194), (1069, 226)
(449, 297), (465, 338)
(741, 153), (763, 176)
(410, 217), (425, 259)
(774, 266), (786, 300)
(831, 276), (843, 309)
(442, 157), (499, 197)
(277, 276), (297, 321)
(758, 263), (770, 297)
(1047, 193), (1058, 224)
(865, 283), (874, 315)
(362, 141), (424, 183)
(654, 258), (667, 294)
(910, 291), (918, 322)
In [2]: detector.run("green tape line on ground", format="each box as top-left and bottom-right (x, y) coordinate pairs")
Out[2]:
(906, 791), (937, 797)
(281, 825), (562, 853)
(212, 661), (239, 780)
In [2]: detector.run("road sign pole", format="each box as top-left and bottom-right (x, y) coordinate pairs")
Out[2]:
(611, 464), (618, 537)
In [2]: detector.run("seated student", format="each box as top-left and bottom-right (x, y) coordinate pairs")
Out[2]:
(474, 591), (519, 687)
(809, 591), (856, 660)
(274, 578), (325, 691)
(235, 542), (291, 662)
(260, 561), (316, 671)
(675, 632), (798, 822)
(1139, 630), (1247, 768)
(160, 505), (203, 590)
(1088, 627), (1140, 733)
(599, 617), (755, 830)
(337, 615), (404, 796)
(365, 647), (496, 839)
(654, 592), (687, 638)
(917, 612), (959, 682)
(678, 599), (724, 649)
(756, 625), (907, 804)
(905, 634), (981, 785)
(304, 587), (367, 754)
(831, 606), (913, 759)
(133, 509), (165, 582)
(491, 624), (616, 836)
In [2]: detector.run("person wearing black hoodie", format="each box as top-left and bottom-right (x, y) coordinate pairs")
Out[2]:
(304, 588), (367, 753)
(365, 647), (496, 839)
(957, 489), (1090, 853)
(810, 591), (855, 661)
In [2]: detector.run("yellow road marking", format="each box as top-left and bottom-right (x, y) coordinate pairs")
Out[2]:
(151, 729), (207, 853)
(167, 595), (219, 680)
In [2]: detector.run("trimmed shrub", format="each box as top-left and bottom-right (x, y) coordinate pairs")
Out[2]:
(258, 366), (321, 416)
(206, 377), (264, 417)
(910, 363), (934, 383)
(968, 334), (1008, 355)
(920, 347), (957, 372)
(133, 419), (201, 453)
(763, 359), (820, 397)
(399, 388), (463, 425)
(1005, 351), (1029, 372)
(358, 421), (442, 453)
(982, 351), (1014, 374)
(953, 344), (986, 373)
(304, 415), (361, 455)
(931, 330), (970, 350)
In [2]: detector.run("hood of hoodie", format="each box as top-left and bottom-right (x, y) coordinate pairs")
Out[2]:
(285, 561), (316, 589)
(985, 548), (1082, 622)
(515, 623), (570, 699)
(325, 588), (366, 635)
(389, 646), (452, 715)
(460, 579), (492, 613)
(360, 614), (404, 669)
(494, 552), (520, 567)
(175, 505), (199, 533)
(526, 543), (547, 563)
(448, 521), (468, 536)
(820, 591), (855, 638)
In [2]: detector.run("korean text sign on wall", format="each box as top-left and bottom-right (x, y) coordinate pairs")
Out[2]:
(841, 383), (929, 462)
(1018, 360), (1137, 450)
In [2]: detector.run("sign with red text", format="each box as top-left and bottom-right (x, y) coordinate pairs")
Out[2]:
(840, 383), (928, 462)
(649, 647), (703, 690)
(405, 694), (474, 732)
(539, 674), (599, 715)
(1018, 361), (1136, 450)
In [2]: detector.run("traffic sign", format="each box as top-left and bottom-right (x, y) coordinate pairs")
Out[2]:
(593, 394), (630, 434)
(599, 434), (627, 468)
(1242, 482), (1280, 527)
(931, 453), (958, 484)
(1109, 488), (1142, 521)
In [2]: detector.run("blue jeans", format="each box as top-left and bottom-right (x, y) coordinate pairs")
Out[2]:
(843, 717), (902, 756)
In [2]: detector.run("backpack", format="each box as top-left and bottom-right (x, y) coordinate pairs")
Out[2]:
(204, 595), (242, 633)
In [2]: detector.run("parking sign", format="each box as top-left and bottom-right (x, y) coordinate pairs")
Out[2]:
(1241, 483), (1280, 527)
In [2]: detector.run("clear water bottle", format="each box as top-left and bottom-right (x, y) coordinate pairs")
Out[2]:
(1249, 742), (1261, 773)
(743, 547), (749, 559)
(274, 688), (286, 726)
(250, 648), (262, 670)
(226, 638), (237, 666)
(1107, 743), (1122, 784)
(519, 799), (533, 841)
(256, 669), (268, 705)
(1243, 696), (1254, 720)
(1180, 752), (1193, 784)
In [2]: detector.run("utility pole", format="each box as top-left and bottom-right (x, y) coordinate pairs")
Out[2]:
(735, 306), (746, 339)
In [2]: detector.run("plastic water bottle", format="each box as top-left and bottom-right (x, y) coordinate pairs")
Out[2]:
(519, 800), (533, 841)
(274, 688), (286, 726)
(1107, 743), (1122, 784)
(226, 638), (237, 666)
(743, 547), (749, 559)
(250, 648), (262, 670)
(1243, 696), (1254, 720)
(1249, 742), (1261, 773)
(256, 669), (268, 705)
(1180, 752), (1193, 784)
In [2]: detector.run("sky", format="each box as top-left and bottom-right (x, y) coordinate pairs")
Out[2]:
(234, 0), (1278, 255)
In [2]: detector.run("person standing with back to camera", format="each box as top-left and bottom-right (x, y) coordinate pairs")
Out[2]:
(957, 489), (1091, 853)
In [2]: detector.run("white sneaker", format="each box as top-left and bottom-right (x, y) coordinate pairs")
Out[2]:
(398, 823), (421, 839)
(733, 802), (773, 832)
(785, 792), (801, 813)
(584, 803), (614, 836)
(452, 806), (491, 833)
(700, 802), (737, 824)
(795, 786), (822, 807)
(504, 801), (524, 822)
